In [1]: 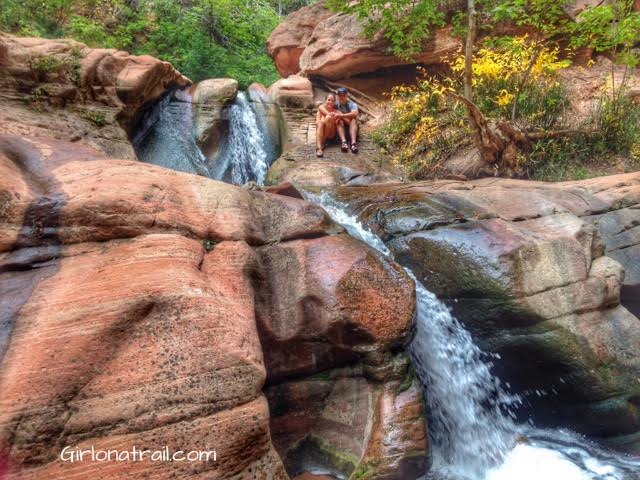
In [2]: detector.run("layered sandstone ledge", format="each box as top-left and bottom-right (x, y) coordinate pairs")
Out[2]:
(0, 34), (190, 159)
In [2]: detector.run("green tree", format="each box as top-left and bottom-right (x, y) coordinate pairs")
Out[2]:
(0, 0), (282, 88)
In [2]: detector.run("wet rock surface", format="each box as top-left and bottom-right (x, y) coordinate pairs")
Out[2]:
(267, 358), (428, 480)
(267, 138), (401, 191)
(190, 78), (239, 160)
(337, 174), (640, 452)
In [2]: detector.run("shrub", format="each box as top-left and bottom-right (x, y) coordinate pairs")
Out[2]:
(81, 109), (107, 127)
(450, 36), (571, 128)
(376, 37), (573, 178)
(29, 54), (67, 76)
(594, 92), (640, 155)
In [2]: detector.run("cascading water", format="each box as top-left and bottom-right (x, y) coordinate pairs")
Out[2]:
(213, 92), (271, 185)
(306, 192), (640, 480)
(134, 89), (277, 185)
(134, 89), (210, 177)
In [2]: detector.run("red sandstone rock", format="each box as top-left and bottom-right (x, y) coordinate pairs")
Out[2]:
(0, 34), (189, 128)
(255, 234), (415, 381)
(336, 173), (640, 452)
(0, 133), (421, 478)
(268, 75), (315, 108)
(265, 182), (305, 200)
(0, 34), (190, 159)
(266, 2), (459, 80)
(267, 2), (335, 78)
(267, 360), (428, 480)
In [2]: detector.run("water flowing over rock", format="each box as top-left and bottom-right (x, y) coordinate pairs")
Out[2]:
(134, 89), (210, 176)
(192, 78), (239, 160)
(336, 174), (640, 453)
(311, 192), (640, 480)
(214, 92), (274, 184)
(134, 87), (281, 186)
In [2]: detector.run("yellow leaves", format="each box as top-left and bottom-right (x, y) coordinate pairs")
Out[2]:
(496, 89), (515, 107)
(449, 37), (570, 88)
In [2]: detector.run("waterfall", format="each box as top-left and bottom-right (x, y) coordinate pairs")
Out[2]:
(306, 192), (640, 480)
(134, 90), (209, 177)
(131, 83), (640, 480)
(134, 89), (277, 185)
(211, 92), (271, 185)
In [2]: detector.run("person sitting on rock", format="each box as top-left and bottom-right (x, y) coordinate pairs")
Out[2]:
(316, 93), (339, 157)
(335, 87), (359, 154)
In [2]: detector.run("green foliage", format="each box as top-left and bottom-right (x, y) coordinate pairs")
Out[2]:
(269, 0), (314, 15)
(526, 91), (640, 181)
(373, 77), (469, 178)
(202, 239), (216, 252)
(29, 54), (67, 75)
(67, 15), (110, 47)
(593, 93), (640, 155)
(351, 461), (376, 480)
(0, 0), (284, 88)
(80, 109), (108, 127)
(492, 0), (572, 37)
(0, 0), (72, 37)
(28, 48), (83, 84)
(571, 2), (640, 61)
(377, 40), (573, 178)
(453, 36), (571, 128)
(326, 0), (579, 60)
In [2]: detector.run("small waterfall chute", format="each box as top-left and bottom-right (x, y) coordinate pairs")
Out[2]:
(213, 92), (272, 185)
(133, 88), (279, 185)
(134, 89), (209, 177)
(306, 192), (640, 480)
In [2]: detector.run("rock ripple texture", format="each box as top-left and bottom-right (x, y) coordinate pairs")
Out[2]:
(0, 133), (420, 479)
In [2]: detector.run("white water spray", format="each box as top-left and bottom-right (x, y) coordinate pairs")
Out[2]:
(213, 92), (271, 185)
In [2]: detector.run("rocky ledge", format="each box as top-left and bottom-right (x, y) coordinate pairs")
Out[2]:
(0, 34), (190, 159)
(336, 174), (640, 452)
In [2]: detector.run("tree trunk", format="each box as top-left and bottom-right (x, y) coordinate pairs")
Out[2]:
(464, 0), (476, 103)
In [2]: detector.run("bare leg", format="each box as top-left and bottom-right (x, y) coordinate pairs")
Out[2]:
(336, 120), (347, 144)
(316, 119), (326, 151)
(349, 120), (358, 144)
